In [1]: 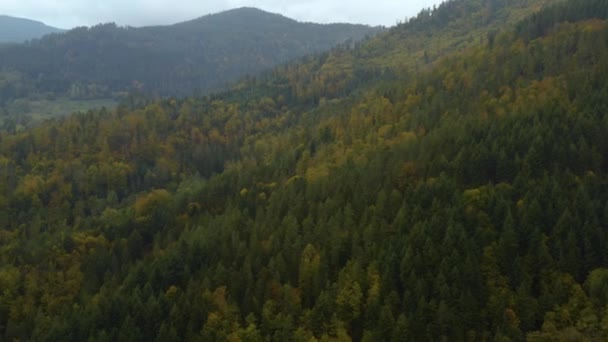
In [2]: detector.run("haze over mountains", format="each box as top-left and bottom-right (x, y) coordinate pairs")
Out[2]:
(0, 7), (381, 128)
(3, 0), (608, 340)
(0, 15), (64, 43)
(0, 8), (380, 99)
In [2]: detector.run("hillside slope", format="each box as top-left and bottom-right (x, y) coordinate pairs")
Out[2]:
(0, 15), (63, 43)
(3, 0), (608, 340)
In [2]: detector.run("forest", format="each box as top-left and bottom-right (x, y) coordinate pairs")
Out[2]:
(2, 0), (608, 340)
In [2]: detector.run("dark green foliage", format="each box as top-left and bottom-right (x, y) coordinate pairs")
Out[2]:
(517, 0), (608, 40)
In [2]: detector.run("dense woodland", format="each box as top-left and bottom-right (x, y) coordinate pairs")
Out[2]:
(2, 0), (608, 340)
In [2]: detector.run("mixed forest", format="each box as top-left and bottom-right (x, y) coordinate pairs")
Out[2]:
(2, 0), (608, 340)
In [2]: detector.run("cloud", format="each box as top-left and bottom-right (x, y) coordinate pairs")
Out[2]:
(0, 0), (444, 29)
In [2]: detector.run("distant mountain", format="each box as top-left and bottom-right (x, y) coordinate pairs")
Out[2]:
(0, 8), (381, 102)
(0, 15), (63, 43)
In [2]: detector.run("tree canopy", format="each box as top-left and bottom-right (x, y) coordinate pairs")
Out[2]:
(2, 0), (608, 340)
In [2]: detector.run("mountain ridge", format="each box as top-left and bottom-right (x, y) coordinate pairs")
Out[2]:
(0, 7), (381, 127)
(0, 14), (64, 43)
(175, 7), (300, 27)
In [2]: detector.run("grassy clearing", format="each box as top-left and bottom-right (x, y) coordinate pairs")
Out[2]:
(25, 98), (118, 121)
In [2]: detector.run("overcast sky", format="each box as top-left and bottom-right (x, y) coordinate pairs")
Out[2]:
(1, 0), (445, 29)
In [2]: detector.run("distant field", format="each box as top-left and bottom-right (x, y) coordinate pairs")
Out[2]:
(26, 98), (118, 121)
(0, 98), (119, 131)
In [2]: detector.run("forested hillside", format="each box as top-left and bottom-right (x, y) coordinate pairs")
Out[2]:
(3, 0), (608, 340)
(0, 15), (63, 44)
